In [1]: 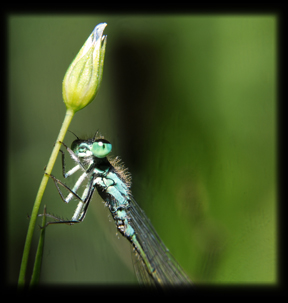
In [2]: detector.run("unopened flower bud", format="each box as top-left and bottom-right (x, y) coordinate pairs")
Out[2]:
(62, 23), (107, 112)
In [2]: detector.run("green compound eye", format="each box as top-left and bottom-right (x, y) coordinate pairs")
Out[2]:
(92, 139), (112, 158)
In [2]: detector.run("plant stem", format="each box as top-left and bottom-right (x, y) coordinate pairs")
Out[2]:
(18, 108), (75, 287)
(29, 205), (47, 287)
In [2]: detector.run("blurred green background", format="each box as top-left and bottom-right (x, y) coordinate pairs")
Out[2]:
(8, 15), (276, 285)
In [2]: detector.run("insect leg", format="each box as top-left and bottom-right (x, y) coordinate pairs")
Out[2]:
(59, 141), (86, 171)
(45, 172), (85, 203)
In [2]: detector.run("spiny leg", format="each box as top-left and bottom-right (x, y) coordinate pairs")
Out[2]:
(43, 174), (96, 225)
(59, 145), (84, 179)
(38, 213), (81, 227)
(72, 185), (95, 222)
(35, 211), (80, 227)
(41, 141), (95, 226)
(53, 142), (90, 202)
(45, 172), (84, 203)
(43, 187), (95, 226)
(59, 148), (85, 179)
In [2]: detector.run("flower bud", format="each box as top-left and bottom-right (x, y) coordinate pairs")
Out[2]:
(62, 23), (107, 112)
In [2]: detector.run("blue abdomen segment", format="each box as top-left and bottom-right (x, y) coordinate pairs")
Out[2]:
(94, 170), (129, 210)
(115, 209), (135, 238)
(94, 169), (135, 238)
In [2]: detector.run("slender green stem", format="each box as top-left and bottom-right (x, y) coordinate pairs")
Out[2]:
(18, 108), (75, 287)
(29, 205), (47, 287)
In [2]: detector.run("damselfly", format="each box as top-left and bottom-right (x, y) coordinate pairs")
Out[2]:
(45, 132), (192, 286)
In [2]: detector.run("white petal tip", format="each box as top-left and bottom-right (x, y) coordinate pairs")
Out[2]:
(93, 23), (107, 41)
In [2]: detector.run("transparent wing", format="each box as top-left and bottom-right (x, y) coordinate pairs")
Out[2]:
(128, 196), (192, 286)
(131, 247), (155, 286)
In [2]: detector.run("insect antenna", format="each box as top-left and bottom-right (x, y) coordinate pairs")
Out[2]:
(68, 130), (79, 139)
(92, 129), (105, 141)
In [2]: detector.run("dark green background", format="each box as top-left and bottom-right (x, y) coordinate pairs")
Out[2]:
(8, 15), (276, 284)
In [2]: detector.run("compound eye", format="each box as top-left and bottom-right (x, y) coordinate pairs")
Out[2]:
(79, 145), (88, 153)
(71, 141), (92, 157)
(92, 139), (112, 158)
(71, 139), (85, 154)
